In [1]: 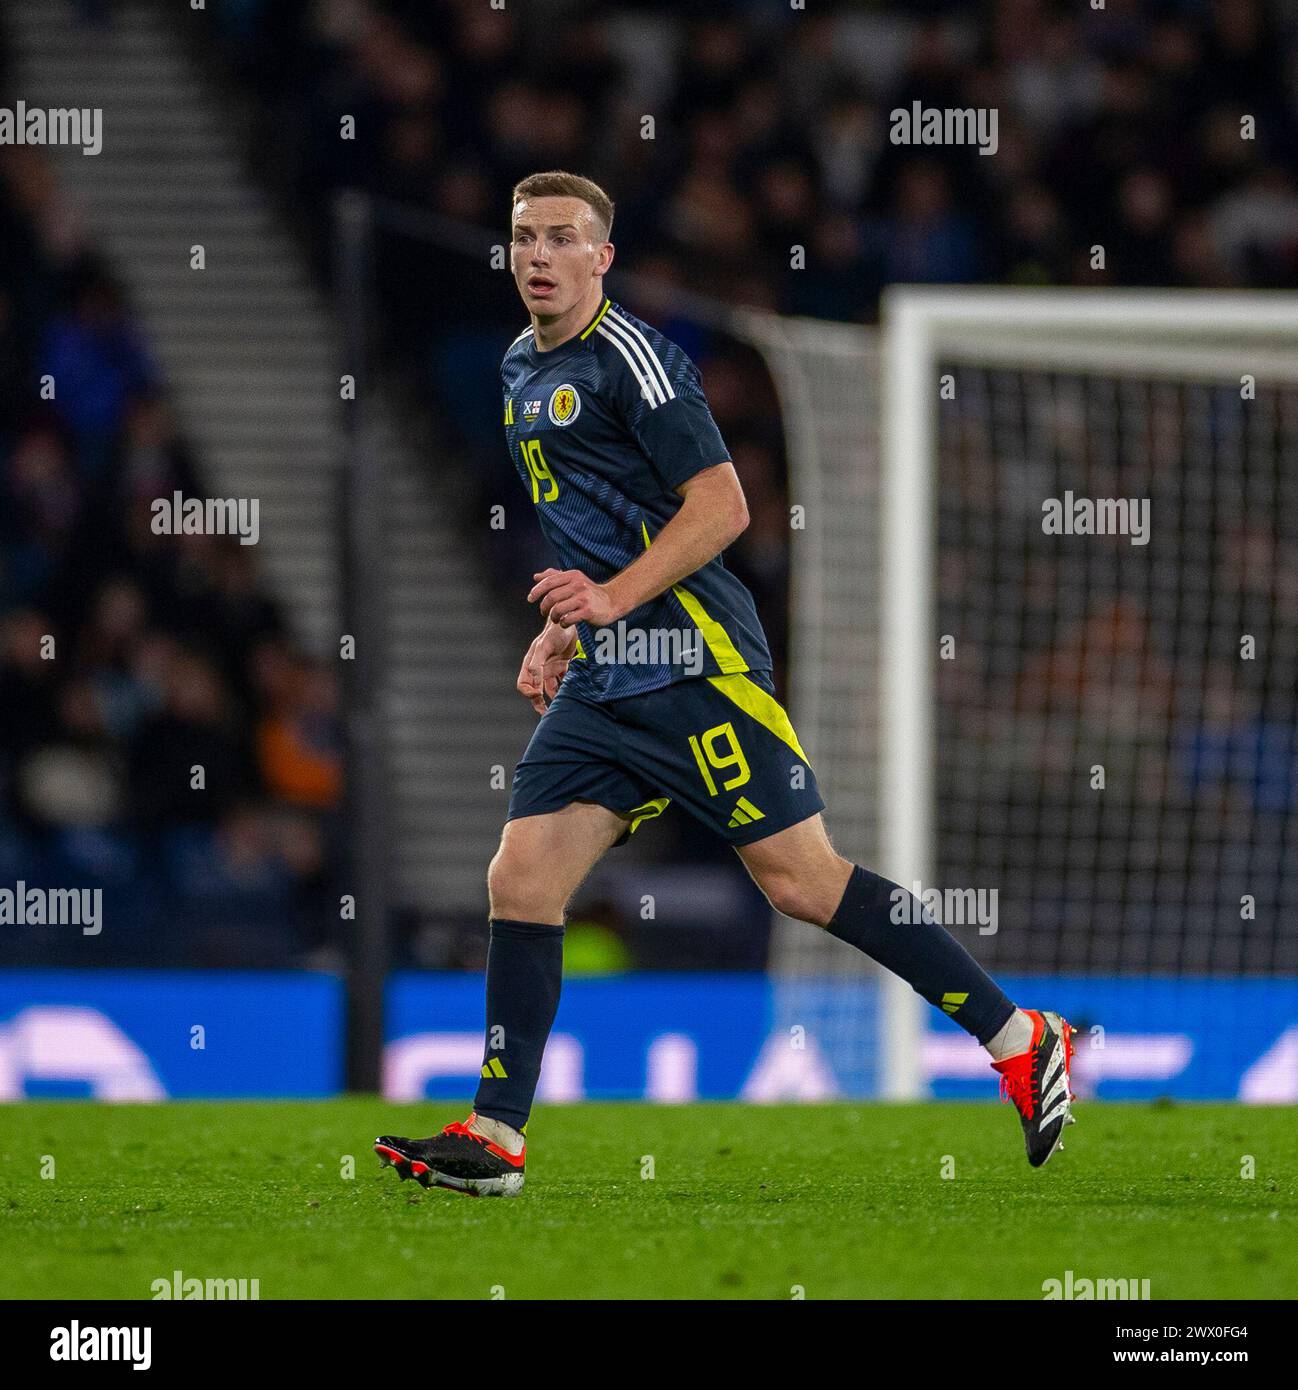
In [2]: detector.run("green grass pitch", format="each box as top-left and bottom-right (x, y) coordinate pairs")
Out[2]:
(2, 1100), (1295, 1300)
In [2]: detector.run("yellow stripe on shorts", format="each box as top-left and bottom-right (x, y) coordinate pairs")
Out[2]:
(706, 673), (810, 764)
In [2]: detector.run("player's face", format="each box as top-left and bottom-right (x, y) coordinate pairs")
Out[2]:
(510, 196), (607, 315)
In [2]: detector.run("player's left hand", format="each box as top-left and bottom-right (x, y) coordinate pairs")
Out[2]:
(529, 568), (620, 627)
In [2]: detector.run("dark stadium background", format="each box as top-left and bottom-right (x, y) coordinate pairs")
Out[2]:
(1, 0), (1295, 1074)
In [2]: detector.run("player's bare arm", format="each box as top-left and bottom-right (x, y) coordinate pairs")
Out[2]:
(527, 461), (750, 627)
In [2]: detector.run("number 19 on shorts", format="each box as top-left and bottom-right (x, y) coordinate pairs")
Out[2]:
(688, 721), (751, 796)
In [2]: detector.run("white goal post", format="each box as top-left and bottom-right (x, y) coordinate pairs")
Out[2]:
(744, 287), (1298, 1101)
(880, 286), (1298, 1098)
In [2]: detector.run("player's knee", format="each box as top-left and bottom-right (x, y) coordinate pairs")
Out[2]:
(486, 846), (556, 922)
(754, 854), (853, 927)
(758, 870), (826, 927)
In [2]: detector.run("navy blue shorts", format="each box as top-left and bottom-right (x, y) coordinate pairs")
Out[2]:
(507, 670), (825, 846)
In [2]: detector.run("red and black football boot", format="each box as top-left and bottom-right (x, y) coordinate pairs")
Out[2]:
(375, 1114), (525, 1197)
(991, 1009), (1076, 1168)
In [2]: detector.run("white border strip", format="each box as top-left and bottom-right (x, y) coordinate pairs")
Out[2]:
(877, 286), (1298, 1102)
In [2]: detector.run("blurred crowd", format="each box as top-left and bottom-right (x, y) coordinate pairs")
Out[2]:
(0, 65), (344, 964)
(223, 0), (1298, 301)
(206, 0), (1298, 677)
(5, 0), (1298, 970)
(196, 0), (1298, 969)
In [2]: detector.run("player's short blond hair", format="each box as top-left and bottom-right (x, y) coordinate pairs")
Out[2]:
(511, 171), (614, 242)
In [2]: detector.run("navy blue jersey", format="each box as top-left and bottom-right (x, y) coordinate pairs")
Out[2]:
(501, 297), (773, 702)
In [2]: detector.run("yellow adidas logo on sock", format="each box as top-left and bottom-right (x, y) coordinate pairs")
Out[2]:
(941, 992), (969, 1015)
(728, 796), (765, 828)
(480, 1056), (508, 1079)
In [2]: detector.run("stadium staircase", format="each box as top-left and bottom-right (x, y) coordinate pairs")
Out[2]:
(3, 0), (534, 916)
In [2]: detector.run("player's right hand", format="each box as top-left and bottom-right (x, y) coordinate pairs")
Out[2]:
(517, 620), (578, 714)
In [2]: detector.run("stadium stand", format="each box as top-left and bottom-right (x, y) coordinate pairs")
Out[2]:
(4, 0), (1297, 970)
(0, 38), (340, 965)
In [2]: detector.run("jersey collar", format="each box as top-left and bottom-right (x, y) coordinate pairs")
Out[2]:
(526, 296), (612, 359)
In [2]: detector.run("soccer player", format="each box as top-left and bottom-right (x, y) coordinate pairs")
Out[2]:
(375, 171), (1074, 1197)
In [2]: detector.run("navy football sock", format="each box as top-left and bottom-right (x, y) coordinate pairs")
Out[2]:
(828, 864), (1015, 1044)
(473, 918), (565, 1133)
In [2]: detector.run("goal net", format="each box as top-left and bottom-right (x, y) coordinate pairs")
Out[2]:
(747, 289), (1298, 1100)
